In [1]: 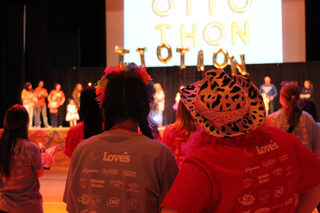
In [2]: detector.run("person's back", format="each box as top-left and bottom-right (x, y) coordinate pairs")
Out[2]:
(64, 63), (178, 212)
(0, 104), (43, 213)
(167, 126), (320, 212)
(0, 139), (43, 213)
(269, 109), (320, 152)
(64, 130), (177, 212)
(161, 69), (320, 213)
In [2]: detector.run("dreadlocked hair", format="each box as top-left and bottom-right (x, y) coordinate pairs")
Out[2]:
(102, 71), (153, 138)
(79, 86), (103, 139)
(280, 82), (301, 127)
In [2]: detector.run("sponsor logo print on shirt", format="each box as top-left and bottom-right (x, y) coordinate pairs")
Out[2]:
(274, 186), (285, 198)
(243, 178), (254, 189)
(90, 179), (105, 188)
(255, 141), (279, 155)
(122, 170), (137, 177)
(272, 168), (283, 176)
(257, 190), (270, 202)
(258, 173), (269, 184)
(278, 154), (288, 162)
(238, 194), (255, 206)
(262, 159), (277, 168)
(126, 183), (141, 193)
(245, 165), (260, 173)
(110, 180), (124, 188)
(106, 197), (121, 208)
(102, 168), (119, 176)
(82, 168), (98, 175)
(77, 194), (90, 205)
(127, 199), (139, 210)
(254, 207), (270, 213)
(102, 152), (130, 163)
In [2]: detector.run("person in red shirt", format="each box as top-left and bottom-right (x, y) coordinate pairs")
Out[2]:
(48, 83), (65, 127)
(64, 86), (103, 158)
(34, 81), (49, 128)
(161, 69), (320, 213)
(162, 100), (198, 167)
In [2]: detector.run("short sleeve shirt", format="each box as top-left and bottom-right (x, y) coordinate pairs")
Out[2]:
(0, 139), (43, 213)
(64, 121), (85, 158)
(161, 127), (320, 212)
(269, 109), (320, 153)
(64, 131), (178, 213)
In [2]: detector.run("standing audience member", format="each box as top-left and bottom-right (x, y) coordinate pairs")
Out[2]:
(260, 76), (277, 114)
(300, 80), (314, 100)
(48, 83), (65, 127)
(0, 105), (44, 213)
(34, 81), (50, 128)
(72, 83), (83, 110)
(162, 100), (197, 167)
(65, 99), (79, 127)
(64, 63), (178, 212)
(160, 69), (320, 213)
(64, 86), (103, 158)
(21, 82), (35, 128)
(269, 82), (320, 156)
(299, 99), (318, 122)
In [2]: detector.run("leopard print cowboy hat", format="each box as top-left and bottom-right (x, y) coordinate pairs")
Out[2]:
(180, 69), (266, 137)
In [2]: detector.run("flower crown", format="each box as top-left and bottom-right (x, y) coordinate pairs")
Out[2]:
(96, 63), (155, 107)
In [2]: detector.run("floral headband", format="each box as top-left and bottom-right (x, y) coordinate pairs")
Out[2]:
(96, 63), (155, 107)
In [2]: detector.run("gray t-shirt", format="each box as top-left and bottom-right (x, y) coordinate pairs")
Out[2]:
(64, 131), (178, 213)
(0, 139), (43, 213)
(269, 110), (320, 153)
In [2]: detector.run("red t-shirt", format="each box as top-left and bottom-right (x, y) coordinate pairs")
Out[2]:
(161, 127), (320, 212)
(64, 121), (84, 158)
(34, 87), (48, 107)
(162, 124), (191, 166)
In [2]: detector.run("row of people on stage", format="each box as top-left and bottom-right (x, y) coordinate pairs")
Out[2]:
(1, 63), (320, 212)
(259, 76), (314, 114)
(20, 81), (83, 128)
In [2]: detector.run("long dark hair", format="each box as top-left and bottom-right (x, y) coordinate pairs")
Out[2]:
(79, 86), (103, 139)
(280, 82), (301, 127)
(103, 71), (153, 138)
(0, 105), (29, 177)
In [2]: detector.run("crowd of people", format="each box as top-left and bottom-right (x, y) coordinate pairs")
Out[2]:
(1, 64), (320, 212)
(20, 81), (82, 128)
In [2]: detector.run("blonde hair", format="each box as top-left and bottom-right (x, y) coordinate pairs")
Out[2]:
(172, 100), (197, 134)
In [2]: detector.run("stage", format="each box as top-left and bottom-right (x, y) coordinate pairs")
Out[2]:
(0, 127), (71, 169)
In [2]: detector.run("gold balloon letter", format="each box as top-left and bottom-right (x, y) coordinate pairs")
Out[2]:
(155, 24), (171, 44)
(229, 0), (252, 13)
(114, 46), (129, 68)
(157, 43), (172, 64)
(197, 49), (205, 72)
(152, 0), (174, 17)
(230, 54), (249, 76)
(213, 48), (229, 69)
(203, 22), (226, 46)
(232, 21), (249, 45)
(176, 48), (190, 69)
(136, 48), (147, 68)
(180, 24), (198, 48)
(209, 0), (214, 15)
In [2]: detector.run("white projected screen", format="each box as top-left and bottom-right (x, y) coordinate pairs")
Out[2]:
(123, 0), (283, 67)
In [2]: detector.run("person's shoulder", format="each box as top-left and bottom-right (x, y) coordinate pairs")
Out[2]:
(68, 121), (84, 133)
(18, 139), (40, 151)
(268, 109), (282, 118)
